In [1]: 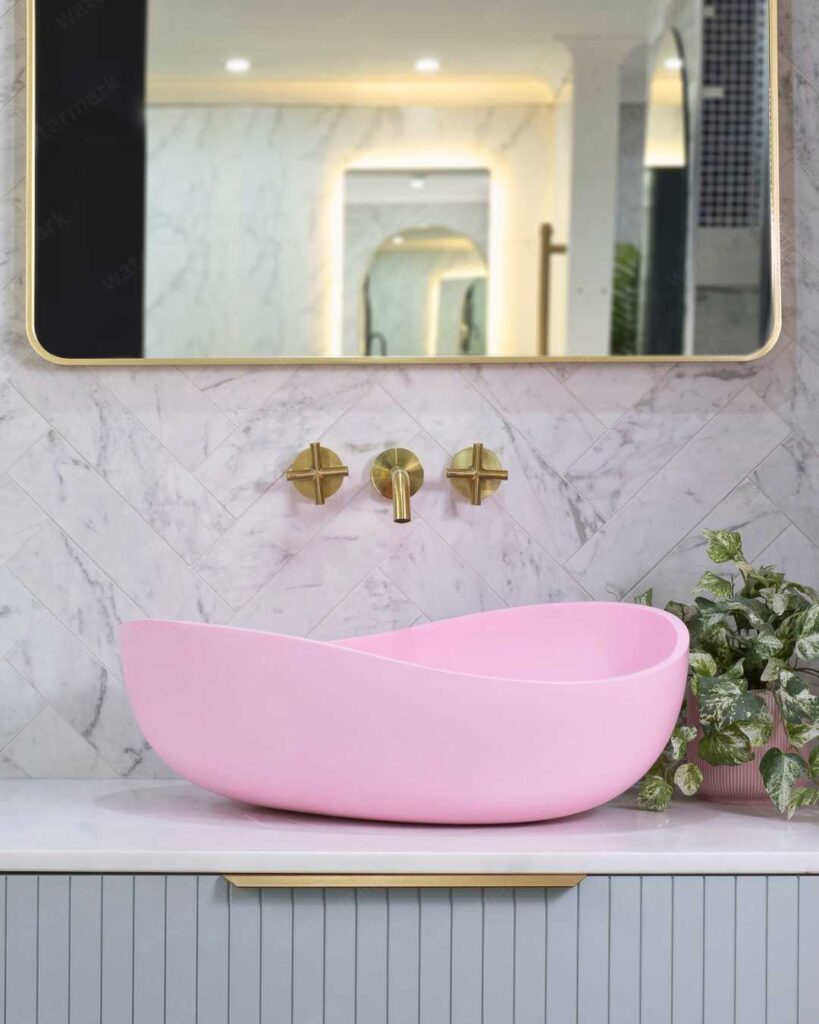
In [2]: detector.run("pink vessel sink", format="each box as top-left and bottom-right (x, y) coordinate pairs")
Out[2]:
(120, 603), (689, 824)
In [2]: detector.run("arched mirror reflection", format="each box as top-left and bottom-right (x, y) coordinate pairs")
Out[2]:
(343, 170), (490, 357)
(361, 227), (488, 357)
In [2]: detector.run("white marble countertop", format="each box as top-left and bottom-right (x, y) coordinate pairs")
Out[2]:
(0, 781), (816, 875)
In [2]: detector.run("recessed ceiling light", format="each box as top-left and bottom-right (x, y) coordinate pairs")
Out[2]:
(415, 57), (441, 74)
(225, 57), (251, 74)
(663, 56), (684, 71)
(392, 235), (406, 245)
(410, 176), (426, 190)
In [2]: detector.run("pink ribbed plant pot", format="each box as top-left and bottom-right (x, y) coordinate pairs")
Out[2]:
(688, 690), (797, 802)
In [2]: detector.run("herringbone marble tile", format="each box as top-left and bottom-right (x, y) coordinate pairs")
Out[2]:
(0, 0), (816, 776)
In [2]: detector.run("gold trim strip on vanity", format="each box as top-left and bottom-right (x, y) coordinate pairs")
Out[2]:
(223, 874), (587, 889)
(24, 0), (782, 366)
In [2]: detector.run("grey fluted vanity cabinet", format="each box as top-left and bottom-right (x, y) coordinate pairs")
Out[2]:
(1, 874), (817, 1023)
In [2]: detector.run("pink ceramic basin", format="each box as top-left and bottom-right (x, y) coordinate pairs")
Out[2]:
(120, 603), (689, 824)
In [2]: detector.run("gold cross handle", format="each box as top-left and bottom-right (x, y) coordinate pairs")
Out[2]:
(287, 443), (349, 505)
(446, 443), (509, 506)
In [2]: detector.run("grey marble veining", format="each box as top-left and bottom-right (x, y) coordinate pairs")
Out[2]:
(0, 0), (818, 776)
(565, 365), (752, 519)
(566, 390), (791, 599)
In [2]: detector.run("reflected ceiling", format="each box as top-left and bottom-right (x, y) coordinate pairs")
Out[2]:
(147, 0), (654, 91)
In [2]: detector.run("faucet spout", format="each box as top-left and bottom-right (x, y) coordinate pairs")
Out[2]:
(391, 466), (412, 523)
(371, 448), (424, 524)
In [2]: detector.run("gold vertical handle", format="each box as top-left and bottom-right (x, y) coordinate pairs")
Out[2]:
(539, 223), (568, 356)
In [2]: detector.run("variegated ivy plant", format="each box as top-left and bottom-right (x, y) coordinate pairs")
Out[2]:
(636, 529), (819, 817)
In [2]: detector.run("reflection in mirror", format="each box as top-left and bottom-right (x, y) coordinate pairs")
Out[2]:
(31, 0), (777, 362)
(639, 30), (689, 356)
(343, 171), (489, 357)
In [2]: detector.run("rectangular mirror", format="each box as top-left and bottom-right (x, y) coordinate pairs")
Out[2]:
(28, 0), (780, 363)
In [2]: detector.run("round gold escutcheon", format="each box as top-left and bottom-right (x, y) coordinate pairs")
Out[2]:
(371, 448), (424, 500)
(287, 443), (349, 505)
(447, 444), (508, 505)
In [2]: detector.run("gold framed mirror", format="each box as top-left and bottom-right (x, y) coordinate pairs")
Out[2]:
(26, 0), (781, 364)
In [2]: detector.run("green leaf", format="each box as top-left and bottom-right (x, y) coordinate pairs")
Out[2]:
(666, 601), (699, 625)
(738, 712), (774, 748)
(762, 658), (788, 684)
(785, 723), (819, 747)
(638, 773), (674, 812)
(669, 726), (698, 761)
(786, 581), (819, 603)
(768, 591), (790, 616)
(793, 604), (819, 637)
(695, 598), (730, 632)
(719, 598), (772, 629)
(699, 726), (754, 766)
(809, 748), (819, 782)
(695, 571), (734, 599)
(760, 748), (807, 813)
(749, 630), (784, 658)
(787, 788), (819, 818)
(689, 651), (718, 678)
(743, 565), (786, 595)
(673, 763), (704, 797)
(774, 678), (819, 745)
(699, 624), (734, 666)
(795, 632), (819, 660)
(703, 529), (745, 564)
(633, 590), (654, 607)
(696, 670), (765, 730)
(697, 678), (747, 728)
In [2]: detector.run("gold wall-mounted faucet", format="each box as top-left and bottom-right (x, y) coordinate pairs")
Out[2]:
(447, 443), (508, 505)
(371, 448), (424, 524)
(287, 442), (349, 505)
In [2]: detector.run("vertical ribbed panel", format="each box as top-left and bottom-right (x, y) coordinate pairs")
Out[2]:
(68, 876), (102, 1024)
(799, 877), (819, 1018)
(355, 889), (388, 1024)
(673, 876), (705, 1024)
(703, 876), (736, 1023)
(0, 875), (816, 1023)
(546, 884), (578, 1021)
(101, 876), (134, 1024)
(609, 877), (641, 1024)
(324, 889), (355, 1023)
(641, 876), (673, 1024)
(196, 876), (229, 1024)
(6, 876), (37, 1022)
(166, 877), (197, 1024)
(227, 885), (261, 1024)
(37, 875), (69, 1024)
(737, 876), (768, 1024)
(513, 888), (547, 1024)
(133, 875), (165, 1024)
(386, 889), (420, 1024)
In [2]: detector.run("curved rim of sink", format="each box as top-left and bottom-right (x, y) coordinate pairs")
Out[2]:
(331, 602), (690, 684)
(123, 601), (689, 687)
(120, 602), (690, 824)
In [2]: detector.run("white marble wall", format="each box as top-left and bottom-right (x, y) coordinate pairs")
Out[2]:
(0, 0), (816, 776)
(145, 104), (549, 358)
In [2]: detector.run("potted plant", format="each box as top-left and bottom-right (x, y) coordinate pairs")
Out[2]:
(637, 529), (819, 816)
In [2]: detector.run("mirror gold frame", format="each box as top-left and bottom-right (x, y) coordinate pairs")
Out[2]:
(24, 0), (782, 366)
